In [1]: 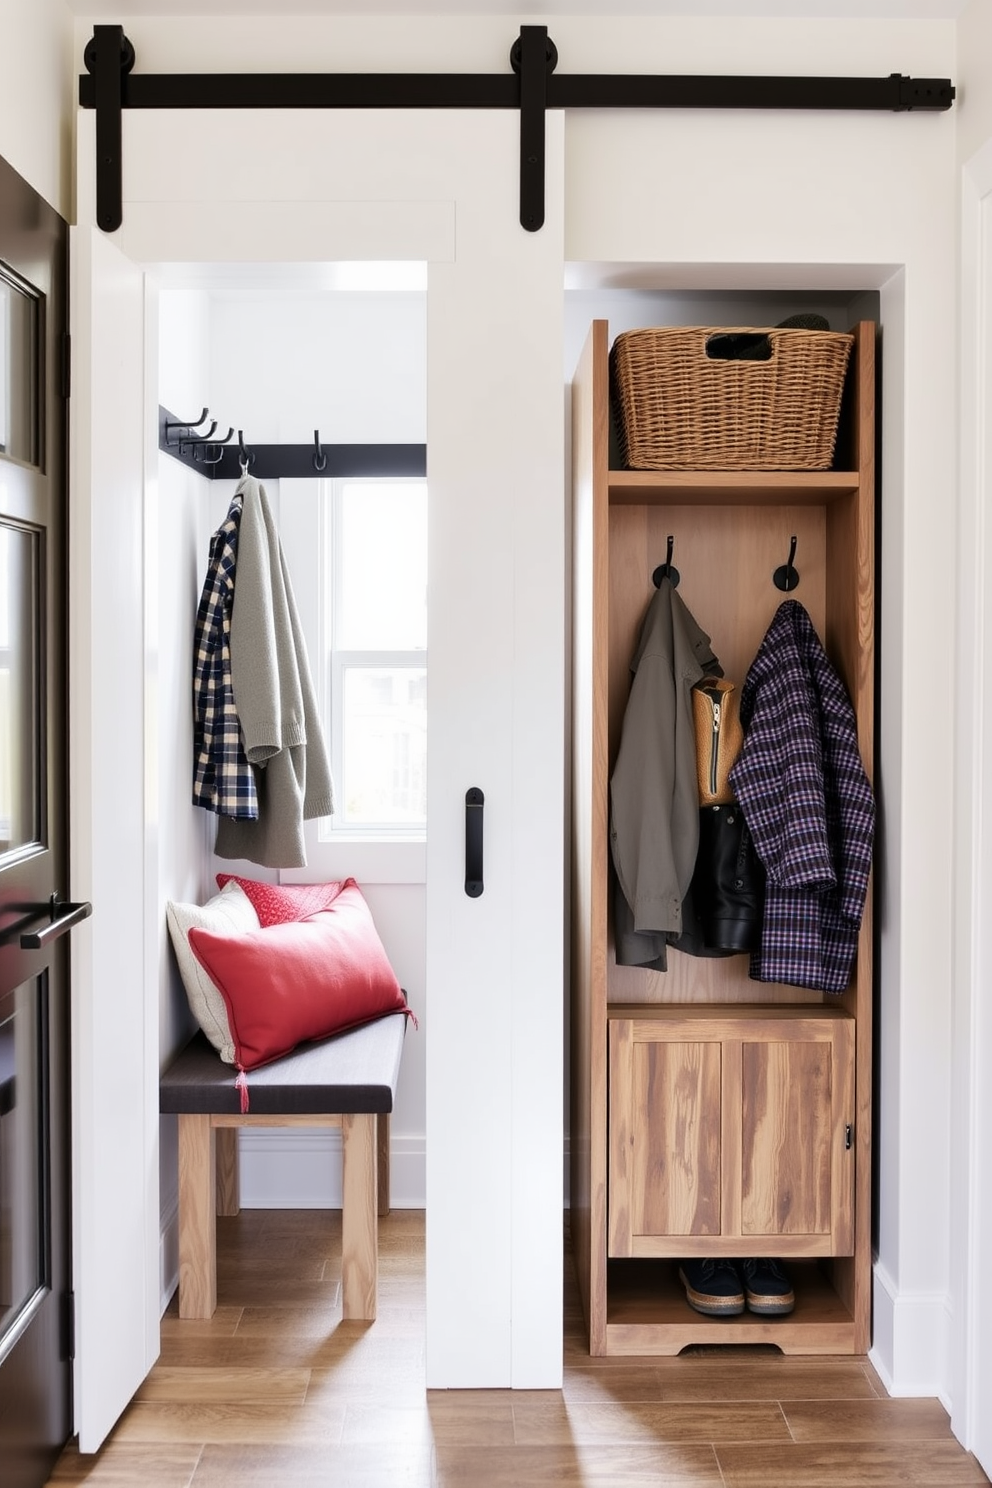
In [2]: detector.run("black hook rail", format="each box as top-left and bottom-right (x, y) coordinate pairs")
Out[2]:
(81, 25), (954, 235)
(158, 406), (426, 481)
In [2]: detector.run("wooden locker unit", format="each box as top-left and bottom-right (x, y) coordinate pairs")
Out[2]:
(570, 318), (875, 1356)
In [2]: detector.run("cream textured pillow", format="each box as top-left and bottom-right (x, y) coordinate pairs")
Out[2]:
(166, 881), (260, 1062)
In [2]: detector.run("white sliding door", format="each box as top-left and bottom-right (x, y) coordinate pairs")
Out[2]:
(73, 103), (565, 1436)
(69, 225), (159, 1450)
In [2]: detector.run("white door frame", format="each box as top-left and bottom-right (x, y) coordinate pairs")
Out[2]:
(950, 136), (992, 1473)
(71, 104), (566, 1445)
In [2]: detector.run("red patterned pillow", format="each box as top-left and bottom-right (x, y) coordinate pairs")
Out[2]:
(215, 873), (347, 927)
(189, 879), (409, 1072)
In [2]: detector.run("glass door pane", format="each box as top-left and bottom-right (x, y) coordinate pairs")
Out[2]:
(0, 978), (45, 1359)
(0, 269), (40, 468)
(0, 522), (40, 855)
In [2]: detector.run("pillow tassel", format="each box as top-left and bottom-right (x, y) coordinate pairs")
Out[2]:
(235, 1066), (250, 1114)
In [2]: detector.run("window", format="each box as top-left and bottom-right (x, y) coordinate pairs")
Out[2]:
(323, 479), (427, 835)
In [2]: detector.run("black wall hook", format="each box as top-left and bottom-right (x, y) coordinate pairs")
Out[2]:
(652, 534), (681, 589)
(237, 430), (255, 472)
(188, 424), (233, 447)
(773, 534), (800, 592)
(165, 407), (210, 444)
(313, 430), (327, 472)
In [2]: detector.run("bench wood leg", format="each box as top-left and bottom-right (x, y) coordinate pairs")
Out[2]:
(377, 1112), (390, 1218)
(177, 1113), (216, 1319)
(341, 1111), (377, 1321)
(215, 1127), (240, 1217)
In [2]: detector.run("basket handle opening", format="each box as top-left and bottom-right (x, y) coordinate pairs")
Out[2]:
(705, 332), (773, 363)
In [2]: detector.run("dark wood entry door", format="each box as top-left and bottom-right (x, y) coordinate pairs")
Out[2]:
(0, 153), (73, 1488)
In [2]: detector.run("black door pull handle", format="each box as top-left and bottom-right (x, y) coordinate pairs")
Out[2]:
(465, 788), (484, 897)
(20, 895), (94, 950)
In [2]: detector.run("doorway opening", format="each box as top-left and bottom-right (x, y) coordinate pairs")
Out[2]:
(153, 260), (429, 1277)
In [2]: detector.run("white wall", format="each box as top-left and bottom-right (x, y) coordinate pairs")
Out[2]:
(949, 1), (992, 1464)
(956, 0), (992, 160)
(0, 0), (73, 217)
(153, 285), (216, 1301)
(69, 3), (971, 1410)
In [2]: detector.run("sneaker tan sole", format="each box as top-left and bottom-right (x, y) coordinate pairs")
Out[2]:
(744, 1289), (795, 1316)
(678, 1267), (745, 1316)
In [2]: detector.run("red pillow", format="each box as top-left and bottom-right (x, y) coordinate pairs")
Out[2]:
(215, 873), (347, 927)
(189, 880), (409, 1072)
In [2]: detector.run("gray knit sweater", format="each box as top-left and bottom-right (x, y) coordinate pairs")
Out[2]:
(215, 475), (334, 867)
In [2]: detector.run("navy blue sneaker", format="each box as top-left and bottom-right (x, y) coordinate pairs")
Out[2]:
(740, 1258), (795, 1315)
(678, 1259), (744, 1316)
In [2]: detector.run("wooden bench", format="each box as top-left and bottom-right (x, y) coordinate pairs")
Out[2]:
(160, 1013), (406, 1322)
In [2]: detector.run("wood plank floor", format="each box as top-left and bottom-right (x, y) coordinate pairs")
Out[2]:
(47, 1209), (991, 1487)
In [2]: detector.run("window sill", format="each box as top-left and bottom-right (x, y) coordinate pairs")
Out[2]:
(280, 831), (426, 886)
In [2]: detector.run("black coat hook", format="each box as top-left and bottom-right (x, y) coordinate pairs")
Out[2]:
(237, 430), (254, 472)
(773, 534), (800, 592)
(652, 534), (681, 589)
(186, 424), (234, 448)
(165, 406), (210, 444)
(313, 429), (327, 473)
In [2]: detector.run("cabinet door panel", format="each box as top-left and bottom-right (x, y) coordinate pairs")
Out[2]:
(741, 1039), (834, 1237)
(609, 1024), (721, 1254)
(634, 1040), (722, 1239)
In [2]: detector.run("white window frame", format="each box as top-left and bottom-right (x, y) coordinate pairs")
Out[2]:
(275, 475), (427, 887)
(323, 474), (427, 840)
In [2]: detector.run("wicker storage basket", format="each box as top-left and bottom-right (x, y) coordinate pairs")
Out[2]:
(610, 325), (854, 471)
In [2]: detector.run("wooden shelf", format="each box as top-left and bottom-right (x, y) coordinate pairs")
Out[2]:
(607, 1001), (855, 1025)
(605, 1259), (856, 1356)
(608, 469), (860, 506)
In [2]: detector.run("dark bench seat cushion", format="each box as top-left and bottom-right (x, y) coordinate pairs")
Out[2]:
(160, 1013), (406, 1118)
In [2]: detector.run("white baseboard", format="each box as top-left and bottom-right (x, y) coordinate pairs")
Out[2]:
(239, 1128), (426, 1209)
(160, 1190), (179, 1315)
(871, 1257), (952, 1404)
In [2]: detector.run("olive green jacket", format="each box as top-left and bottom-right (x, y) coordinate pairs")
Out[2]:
(215, 475), (334, 868)
(610, 577), (720, 968)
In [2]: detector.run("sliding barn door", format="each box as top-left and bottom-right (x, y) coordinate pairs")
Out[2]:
(73, 101), (566, 1428)
(69, 225), (159, 1450)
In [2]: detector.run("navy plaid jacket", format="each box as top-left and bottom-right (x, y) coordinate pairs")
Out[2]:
(728, 601), (874, 994)
(191, 493), (259, 820)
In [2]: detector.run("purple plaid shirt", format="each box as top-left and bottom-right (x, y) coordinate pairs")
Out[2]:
(191, 493), (259, 820)
(728, 601), (874, 994)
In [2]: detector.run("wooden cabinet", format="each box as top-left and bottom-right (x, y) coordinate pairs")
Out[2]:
(570, 318), (875, 1355)
(608, 1007), (855, 1259)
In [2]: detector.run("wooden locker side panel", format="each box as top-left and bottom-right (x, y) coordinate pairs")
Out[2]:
(825, 320), (875, 1348)
(570, 320), (611, 1352)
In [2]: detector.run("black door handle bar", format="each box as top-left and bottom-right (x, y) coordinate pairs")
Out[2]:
(20, 896), (94, 950)
(465, 788), (484, 898)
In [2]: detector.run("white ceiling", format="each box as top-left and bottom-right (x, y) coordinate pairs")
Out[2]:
(66, 0), (969, 17)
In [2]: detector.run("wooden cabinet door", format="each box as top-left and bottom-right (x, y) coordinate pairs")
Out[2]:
(608, 1012), (855, 1259)
(739, 1031), (855, 1253)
